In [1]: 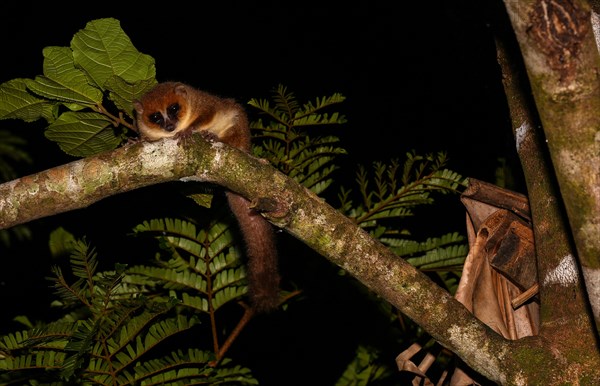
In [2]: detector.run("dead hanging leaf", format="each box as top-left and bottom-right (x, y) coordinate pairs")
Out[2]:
(396, 342), (437, 386)
(397, 179), (540, 385)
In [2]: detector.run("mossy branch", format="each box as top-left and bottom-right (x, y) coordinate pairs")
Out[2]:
(0, 134), (580, 383)
(503, 0), (600, 277)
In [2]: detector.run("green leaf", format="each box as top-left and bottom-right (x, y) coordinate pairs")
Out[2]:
(0, 79), (57, 122)
(127, 266), (207, 292)
(48, 227), (78, 258)
(104, 75), (157, 118)
(71, 18), (156, 89)
(44, 111), (120, 156)
(300, 93), (347, 114)
(406, 244), (468, 270)
(213, 267), (246, 291)
(128, 349), (257, 385)
(212, 285), (247, 310)
(25, 46), (103, 106)
(178, 292), (210, 312)
(129, 216), (249, 314)
(335, 345), (392, 385)
(249, 86), (347, 196)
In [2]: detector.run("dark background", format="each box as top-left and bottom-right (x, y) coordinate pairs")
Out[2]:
(0, 2), (520, 384)
(0, 1), (517, 170)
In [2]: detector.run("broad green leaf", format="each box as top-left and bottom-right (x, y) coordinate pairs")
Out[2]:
(25, 46), (103, 105)
(105, 75), (157, 118)
(71, 18), (156, 88)
(45, 111), (120, 156)
(0, 79), (57, 123)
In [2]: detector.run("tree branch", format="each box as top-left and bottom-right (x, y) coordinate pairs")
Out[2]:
(502, 0), (600, 318)
(496, 0), (599, 342)
(0, 135), (593, 382)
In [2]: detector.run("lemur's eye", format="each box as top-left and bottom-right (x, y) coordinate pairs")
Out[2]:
(149, 112), (163, 124)
(167, 103), (180, 119)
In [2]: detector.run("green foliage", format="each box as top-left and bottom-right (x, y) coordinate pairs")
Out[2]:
(0, 235), (257, 385)
(127, 216), (248, 314)
(248, 85), (347, 195)
(339, 151), (466, 227)
(48, 227), (78, 258)
(0, 18), (156, 157)
(335, 345), (394, 386)
(337, 151), (468, 291)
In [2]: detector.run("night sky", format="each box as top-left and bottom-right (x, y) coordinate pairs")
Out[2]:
(0, 1), (517, 176)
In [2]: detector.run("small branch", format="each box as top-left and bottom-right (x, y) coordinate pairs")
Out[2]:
(214, 303), (255, 364)
(503, 0), (600, 286)
(499, 0), (600, 335)
(511, 283), (539, 309)
(93, 103), (135, 130)
(214, 291), (303, 362)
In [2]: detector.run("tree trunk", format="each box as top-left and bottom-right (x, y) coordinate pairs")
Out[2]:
(501, 0), (600, 328)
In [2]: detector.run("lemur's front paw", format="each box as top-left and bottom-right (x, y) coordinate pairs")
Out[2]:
(126, 136), (142, 145)
(174, 129), (196, 146)
(199, 130), (219, 143)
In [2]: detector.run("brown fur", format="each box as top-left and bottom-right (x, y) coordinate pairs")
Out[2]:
(134, 82), (251, 149)
(134, 82), (280, 312)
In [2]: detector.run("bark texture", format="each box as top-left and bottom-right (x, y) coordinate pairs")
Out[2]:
(502, 1), (600, 327)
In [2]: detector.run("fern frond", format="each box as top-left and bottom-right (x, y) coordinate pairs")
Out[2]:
(334, 345), (393, 386)
(381, 232), (467, 274)
(0, 351), (66, 373)
(299, 93), (346, 115)
(174, 292), (210, 313)
(126, 348), (215, 382)
(383, 232), (465, 256)
(408, 246), (468, 271)
(212, 285), (248, 311)
(127, 266), (208, 294)
(60, 319), (98, 380)
(111, 314), (200, 371)
(273, 84), (299, 118)
(126, 349), (257, 385)
(286, 147), (346, 194)
(103, 298), (178, 355)
(129, 217), (248, 314)
(292, 112), (346, 126)
(247, 98), (288, 126)
(212, 267), (246, 293)
(19, 322), (75, 350)
(70, 239), (98, 286)
(342, 151), (467, 227)
(133, 218), (239, 262)
(49, 265), (91, 309)
(248, 85), (346, 196)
